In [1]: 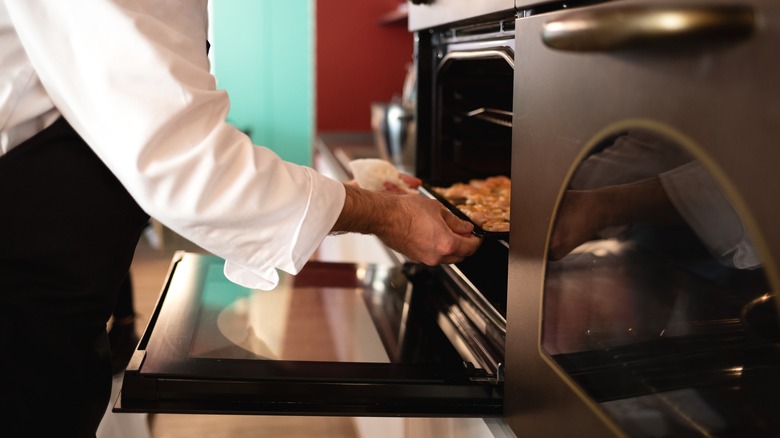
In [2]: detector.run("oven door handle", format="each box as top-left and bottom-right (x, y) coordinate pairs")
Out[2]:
(541, 4), (755, 52)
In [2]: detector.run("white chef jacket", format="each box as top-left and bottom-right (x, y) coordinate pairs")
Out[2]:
(0, 0), (346, 290)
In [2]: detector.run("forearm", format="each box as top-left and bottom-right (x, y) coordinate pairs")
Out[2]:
(332, 183), (481, 266)
(597, 176), (683, 228)
(332, 184), (401, 238)
(550, 176), (682, 260)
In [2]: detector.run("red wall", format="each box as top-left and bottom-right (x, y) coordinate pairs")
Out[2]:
(316, 1), (413, 132)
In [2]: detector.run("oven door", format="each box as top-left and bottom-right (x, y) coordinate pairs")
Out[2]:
(506, 0), (780, 436)
(115, 251), (502, 416)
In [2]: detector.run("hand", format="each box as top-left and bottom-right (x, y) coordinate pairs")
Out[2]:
(382, 173), (421, 194)
(379, 194), (481, 265)
(333, 184), (482, 265)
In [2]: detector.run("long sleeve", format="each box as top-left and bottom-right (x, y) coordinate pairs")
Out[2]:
(3, 0), (346, 289)
(660, 161), (760, 269)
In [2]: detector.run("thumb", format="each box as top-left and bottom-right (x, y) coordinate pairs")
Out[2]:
(441, 208), (474, 236)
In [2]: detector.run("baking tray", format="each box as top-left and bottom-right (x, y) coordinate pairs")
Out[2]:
(419, 183), (510, 240)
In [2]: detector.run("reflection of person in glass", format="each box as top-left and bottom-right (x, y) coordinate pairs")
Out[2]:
(550, 129), (760, 271)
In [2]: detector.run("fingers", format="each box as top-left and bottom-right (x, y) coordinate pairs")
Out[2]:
(440, 207), (474, 236)
(417, 231), (481, 265)
(423, 206), (482, 265)
(382, 174), (421, 194)
(377, 195), (482, 266)
(381, 181), (407, 194)
(399, 173), (422, 189)
(443, 233), (482, 264)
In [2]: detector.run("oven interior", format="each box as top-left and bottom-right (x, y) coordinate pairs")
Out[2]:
(413, 21), (517, 379)
(421, 34), (514, 186)
(433, 55), (513, 184)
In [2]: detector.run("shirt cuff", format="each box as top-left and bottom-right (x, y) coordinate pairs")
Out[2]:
(223, 261), (280, 290)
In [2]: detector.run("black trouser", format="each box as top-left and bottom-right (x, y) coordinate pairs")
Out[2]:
(114, 273), (135, 321)
(0, 118), (149, 436)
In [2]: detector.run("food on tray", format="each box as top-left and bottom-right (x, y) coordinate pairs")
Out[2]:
(433, 176), (510, 233)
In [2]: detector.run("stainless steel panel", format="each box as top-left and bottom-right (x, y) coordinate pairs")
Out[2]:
(506, 0), (780, 435)
(408, 0), (515, 31)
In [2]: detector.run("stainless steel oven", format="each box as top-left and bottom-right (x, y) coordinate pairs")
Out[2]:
(117, 0), (780, 435)
(506, 0), (780, 436)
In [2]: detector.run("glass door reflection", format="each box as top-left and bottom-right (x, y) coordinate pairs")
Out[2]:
(542, 128), (779, 436)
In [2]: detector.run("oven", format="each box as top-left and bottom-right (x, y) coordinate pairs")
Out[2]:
(116, 0), (780, 435)
(505, 0), (780, 436)
(407, 0), (780, 434)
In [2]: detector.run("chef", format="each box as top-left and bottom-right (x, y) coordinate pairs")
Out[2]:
(0, 1), (481, 435)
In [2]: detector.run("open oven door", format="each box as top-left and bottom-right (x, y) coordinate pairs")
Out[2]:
(114, 251), (503, 417)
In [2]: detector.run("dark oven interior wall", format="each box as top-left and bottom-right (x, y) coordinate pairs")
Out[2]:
(414, 31), (514, 185)
(437, 57), (514, 184)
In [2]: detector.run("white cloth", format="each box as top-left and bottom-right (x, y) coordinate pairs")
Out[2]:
(0, 0), (346, 289)
(348, 158), (416, 193)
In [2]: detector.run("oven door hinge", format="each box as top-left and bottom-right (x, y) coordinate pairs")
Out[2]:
(464, 361), (504, 385)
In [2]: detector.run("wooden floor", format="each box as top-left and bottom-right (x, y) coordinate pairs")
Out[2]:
(118, 225), (359, 438)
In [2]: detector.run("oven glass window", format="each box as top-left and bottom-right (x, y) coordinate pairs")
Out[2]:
(121, 256), (504, 416)
(188, 263), (390, 362)
(542, 129), (779, 435)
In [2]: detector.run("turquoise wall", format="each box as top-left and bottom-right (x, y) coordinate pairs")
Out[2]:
(211, 0), (314, 166)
